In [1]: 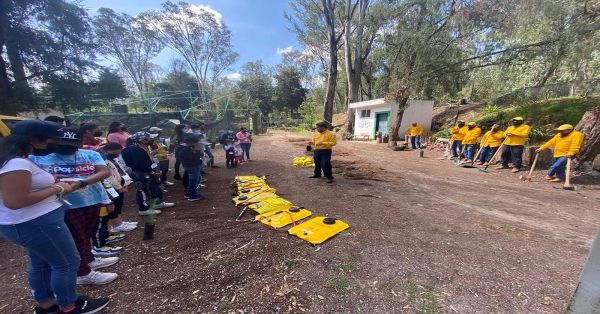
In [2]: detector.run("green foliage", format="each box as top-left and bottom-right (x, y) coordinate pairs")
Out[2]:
(484, 104), (499, 114)
(328, 276), (351, 292)
(405, 283), (440, 314)
(272, 67), (307, 115)
(431, 129), (451, 141)
(94, 69), (128, 101)
(238, 60), (274, 114)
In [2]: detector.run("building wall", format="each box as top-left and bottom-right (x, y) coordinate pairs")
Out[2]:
(351, 99), (434, 138)
(353, 103), (393, 138)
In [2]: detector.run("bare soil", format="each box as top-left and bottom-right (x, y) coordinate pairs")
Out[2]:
(1, 131), (599, 313)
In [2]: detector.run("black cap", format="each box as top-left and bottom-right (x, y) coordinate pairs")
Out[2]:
(57, 127), (83, 147)
(11, 120), (64, 138)
(316, 121), (328, 128)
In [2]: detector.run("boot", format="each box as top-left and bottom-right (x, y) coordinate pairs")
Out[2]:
(143, 224), (155, 241)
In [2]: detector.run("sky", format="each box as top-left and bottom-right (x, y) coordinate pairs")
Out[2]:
(82, 0), (301, 80)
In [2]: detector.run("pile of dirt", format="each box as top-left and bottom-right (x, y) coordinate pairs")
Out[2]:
(333, 159), (401, 182)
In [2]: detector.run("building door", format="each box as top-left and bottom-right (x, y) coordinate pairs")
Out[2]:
(374, 112), (390, 136)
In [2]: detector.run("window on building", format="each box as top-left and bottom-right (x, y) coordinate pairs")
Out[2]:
(360, 109), (371, 118)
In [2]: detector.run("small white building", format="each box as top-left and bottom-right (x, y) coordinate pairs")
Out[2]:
(349, 98), (434, 139)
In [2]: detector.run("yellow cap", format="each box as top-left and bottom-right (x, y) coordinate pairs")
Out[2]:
(555, 124), (574, 131)
(467, 122), (476, 126)
(512, 117), (524, 121)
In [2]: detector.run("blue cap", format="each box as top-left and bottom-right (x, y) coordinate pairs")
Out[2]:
(11, 120), (64, 138)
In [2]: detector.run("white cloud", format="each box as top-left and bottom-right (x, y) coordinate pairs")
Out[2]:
(276, 46), (294, 55)
(225, 72), (242, 81)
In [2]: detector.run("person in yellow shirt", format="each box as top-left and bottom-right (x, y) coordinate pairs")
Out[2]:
(478, 124), (504, 165)
(407, 122), (424, 149)
(536, 124), (584, 183)
(308, 121), (337, 183)
(462, 122), (482, 162)
(497, 117), (531, 173)
(450, 120), (467, 159)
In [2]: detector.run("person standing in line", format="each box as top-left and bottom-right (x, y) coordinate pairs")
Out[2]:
(449, 120), (468, 159)
(406, 122), (423, 149)
(478, 124), (504, 165)
(149, 127), (174, 187)
(219, 129), (237, 149)
(29, 128), (119, 286)
(0, 120), (110, 314)
(537, 124), (585, 183)
(106, 122), (131, 148)
(170, 124), (187, 180)
(308, 122), (337, 184)
(178, 135), (205, 201)
(497, 117), (531, 173)
(200, 126), (216, 168)
(462, 122), (482, 163)
(236, 127), (253, 161)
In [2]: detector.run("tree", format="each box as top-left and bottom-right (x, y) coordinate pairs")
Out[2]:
(273, 67), (307, 116)
(94, 8), (163, 97)
(94, 69), (128, 101)
(142, 1), (238, 101)
(0, 0), (96, 113)
(575, 107), (600, 169)
(287, 0), (345, 125)
(238, 61), (273, 115)
(41, 76), (92, 112)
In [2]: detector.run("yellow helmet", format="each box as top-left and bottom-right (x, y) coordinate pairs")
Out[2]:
(512, 117), (524, 121)
(467, 122), (476, 126)
(555, 124), (574, 131)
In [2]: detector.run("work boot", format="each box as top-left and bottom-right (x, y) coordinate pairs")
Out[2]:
(495, 165), (510, 170)
(511, 168), (520, 173)
(143, 224), (155, 241)
(544, 175), (555, 180)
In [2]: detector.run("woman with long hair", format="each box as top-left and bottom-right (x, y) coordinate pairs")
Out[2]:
(0, 120), (109, 314)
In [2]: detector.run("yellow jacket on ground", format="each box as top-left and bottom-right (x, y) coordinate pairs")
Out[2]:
(480, 130), (504, 148)
(462, 127), (482, 145)
(311, 130), (337, 150)
(450, 126), (468, 141)
(407, 125), (423, 136)
(539, 130), (585, 157)
(503, 125), (530, 146)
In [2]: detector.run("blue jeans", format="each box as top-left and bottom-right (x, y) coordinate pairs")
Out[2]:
(500, 145), (524, 169)
(410, 136), (421, 149)
(548, 156), (568, 180)
(479, 146), (498, 163)
(240, 143), (251, 160)
(0, 208), (79, 307)
(451, 141), (463, 157)
(185, 166), (201, 199)
(313, 149), (333, 179)
(465, 144), (476, 160)
(204, 145), (214, 167)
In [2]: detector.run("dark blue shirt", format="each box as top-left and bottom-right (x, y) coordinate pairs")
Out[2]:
(122, 145), (153, 173)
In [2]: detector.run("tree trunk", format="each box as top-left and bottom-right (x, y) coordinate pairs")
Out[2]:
(0, 5), (13, 111)
(388, 97), (409, 145)
(575, 107), (600, 170)
(321, 0), (339, 125)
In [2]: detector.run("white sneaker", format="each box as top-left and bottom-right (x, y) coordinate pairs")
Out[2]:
(163, 181), (175, 186)
(124, 221), (138, 226)
(111, 223), (137, 233)
(77, 270), (118, 285)
(139, 209), (162, 216)
(89, 256), (119, 270)
(154, 202), (174, 209)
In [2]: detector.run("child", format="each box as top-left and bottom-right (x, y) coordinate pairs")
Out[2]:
(234, 141), (245, 165)
(178, 135), (205, 201)
(101, 142), (137, 233)
(224, 140), (236, 168)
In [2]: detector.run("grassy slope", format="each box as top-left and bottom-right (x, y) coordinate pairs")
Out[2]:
(432, 96), (600, 144)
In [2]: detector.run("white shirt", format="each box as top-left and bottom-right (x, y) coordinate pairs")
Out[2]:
(0, 158), (62, 224)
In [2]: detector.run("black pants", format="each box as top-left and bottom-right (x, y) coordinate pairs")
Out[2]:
(107, 192), (124, 220)
(313, 149), (333, 179)
(159, 160), (169, 183)
(93, 215), (109, 248)
(174, 159), (181, 177)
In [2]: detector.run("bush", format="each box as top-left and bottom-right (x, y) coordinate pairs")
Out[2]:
(431, 129), (451, 141)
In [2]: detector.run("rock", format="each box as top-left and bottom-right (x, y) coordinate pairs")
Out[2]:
(593, 154), (600, 171)
(523, 146), (553, 168)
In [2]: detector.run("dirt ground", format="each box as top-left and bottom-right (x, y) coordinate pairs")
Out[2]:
(1, 131), (600, 313)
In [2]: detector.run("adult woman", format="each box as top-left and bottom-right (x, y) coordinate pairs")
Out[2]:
(236, 127), (253, 161)
(80, 123), (103, 149)
(0, 120), (109, 314)
(106, 122), (131, 148)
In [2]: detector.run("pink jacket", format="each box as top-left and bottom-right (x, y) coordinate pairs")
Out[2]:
(236, 131), (252, 144)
